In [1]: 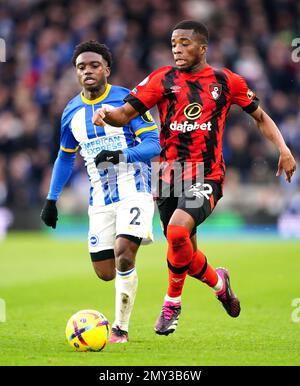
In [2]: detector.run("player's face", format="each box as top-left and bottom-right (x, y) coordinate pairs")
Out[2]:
(75, 52), (110, 91)
(171, 29), (207, 71)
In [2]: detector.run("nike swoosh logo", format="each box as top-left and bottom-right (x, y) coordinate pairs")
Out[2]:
(106, 156), (114, 161)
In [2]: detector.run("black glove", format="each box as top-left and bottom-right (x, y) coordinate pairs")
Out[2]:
(95, 150), (124, 167)
(41, 199), (58, 229)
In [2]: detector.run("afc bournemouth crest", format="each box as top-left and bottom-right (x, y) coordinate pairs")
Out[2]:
(247, 88), (254, 99)
(209, 83), (222, 100)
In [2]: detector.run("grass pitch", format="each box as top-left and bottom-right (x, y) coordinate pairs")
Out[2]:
(0, 232), (300, 366)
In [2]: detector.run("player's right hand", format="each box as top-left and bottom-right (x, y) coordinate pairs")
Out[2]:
(92, 106), (111, 126)
(41, 199), (58, 229)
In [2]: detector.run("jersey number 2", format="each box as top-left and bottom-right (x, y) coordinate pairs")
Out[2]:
(130, 207), (141, 225)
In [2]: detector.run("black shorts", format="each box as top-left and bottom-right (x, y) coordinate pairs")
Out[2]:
(156, 180), (223, 237)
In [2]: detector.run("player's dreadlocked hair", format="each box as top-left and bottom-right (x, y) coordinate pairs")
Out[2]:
(173, 20), (209, 44)
(71, 41), (113, 67)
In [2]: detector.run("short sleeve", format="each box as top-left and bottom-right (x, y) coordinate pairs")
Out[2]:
(124, 67), (168, 115)
(60, 107), (79, 153)
(228, 70), (259, 113)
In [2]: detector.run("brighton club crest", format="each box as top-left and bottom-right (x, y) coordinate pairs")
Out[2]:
(209, 83), (222, 100)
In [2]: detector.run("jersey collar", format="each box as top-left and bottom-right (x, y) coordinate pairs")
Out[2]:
(80, 84), (111, 105)
(178, 64), (211, 77)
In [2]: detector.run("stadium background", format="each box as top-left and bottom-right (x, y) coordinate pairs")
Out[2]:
(0, 0), (299, 240)
(0, 0), (300, 367)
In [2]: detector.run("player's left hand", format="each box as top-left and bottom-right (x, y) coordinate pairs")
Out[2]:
(95, 150), (124, 167)
(276, 148), (297, 183)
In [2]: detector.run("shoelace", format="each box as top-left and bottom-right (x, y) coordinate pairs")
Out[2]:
(162, 305), (178, 320)
(217, 275), (231, 300)
(112, 327), (127, 337)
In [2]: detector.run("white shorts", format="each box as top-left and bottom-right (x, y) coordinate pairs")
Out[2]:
(88, 193), (154, 253)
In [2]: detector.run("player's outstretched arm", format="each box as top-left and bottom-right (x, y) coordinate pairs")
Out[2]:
(92, 102), (139, 127)
(250, 106), (297, 183)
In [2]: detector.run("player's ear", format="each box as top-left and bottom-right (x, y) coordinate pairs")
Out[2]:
(200, 45), (208, 54)
(105, 67), (111, 78)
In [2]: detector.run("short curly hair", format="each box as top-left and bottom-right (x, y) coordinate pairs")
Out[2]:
(173, 20), (209, 44)
(71, 41), (113, 67)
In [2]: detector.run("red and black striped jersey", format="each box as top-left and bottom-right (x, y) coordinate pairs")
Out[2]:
(125, 64), (259, 183)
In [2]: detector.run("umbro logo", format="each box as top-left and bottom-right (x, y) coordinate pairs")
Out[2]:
(166, 85), (181, 94)
(170, 85), (181, 93)
(172, 278), (183, 283)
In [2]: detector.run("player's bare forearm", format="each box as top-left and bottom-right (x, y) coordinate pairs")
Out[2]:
(101, 106), (131, 127)
(250, 106), (296, 182)
(93, 102), (139, 127)
(251, 107), (287, 152)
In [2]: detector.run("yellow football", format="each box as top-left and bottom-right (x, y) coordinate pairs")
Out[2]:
(65, 309), (111, 352)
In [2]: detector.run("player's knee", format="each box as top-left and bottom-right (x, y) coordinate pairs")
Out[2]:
(115, 254), (135, 272)
(94, 268), (115, 281)
(92, 257), (115, 281)
(167, 224), (190, 249)
(100, 272), (115, 281)
(115, 236), (139, 271)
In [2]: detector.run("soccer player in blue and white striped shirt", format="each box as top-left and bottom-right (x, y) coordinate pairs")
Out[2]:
(41, 41), (160, 343)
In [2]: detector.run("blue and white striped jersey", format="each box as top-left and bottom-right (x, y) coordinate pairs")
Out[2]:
(60, 84), (158, 207)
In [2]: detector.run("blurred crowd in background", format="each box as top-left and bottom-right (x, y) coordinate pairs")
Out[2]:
(0, 0), (299, 234)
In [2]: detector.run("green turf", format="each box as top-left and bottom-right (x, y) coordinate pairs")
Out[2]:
(0, 232), (300, 366)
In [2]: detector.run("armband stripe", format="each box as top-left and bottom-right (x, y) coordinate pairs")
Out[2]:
(135, 125), (158, 136)
(124, 94), (148, 115)
(60, 146), (79, 153)
(243, 98), (259, 114)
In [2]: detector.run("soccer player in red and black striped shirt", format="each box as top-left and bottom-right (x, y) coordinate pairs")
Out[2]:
(93, 20), (296, 336)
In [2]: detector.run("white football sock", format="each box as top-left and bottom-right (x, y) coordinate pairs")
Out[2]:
(113, 267), (138, 332)
(213, 273), (223, 293)
(164, 294), (181, 303)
